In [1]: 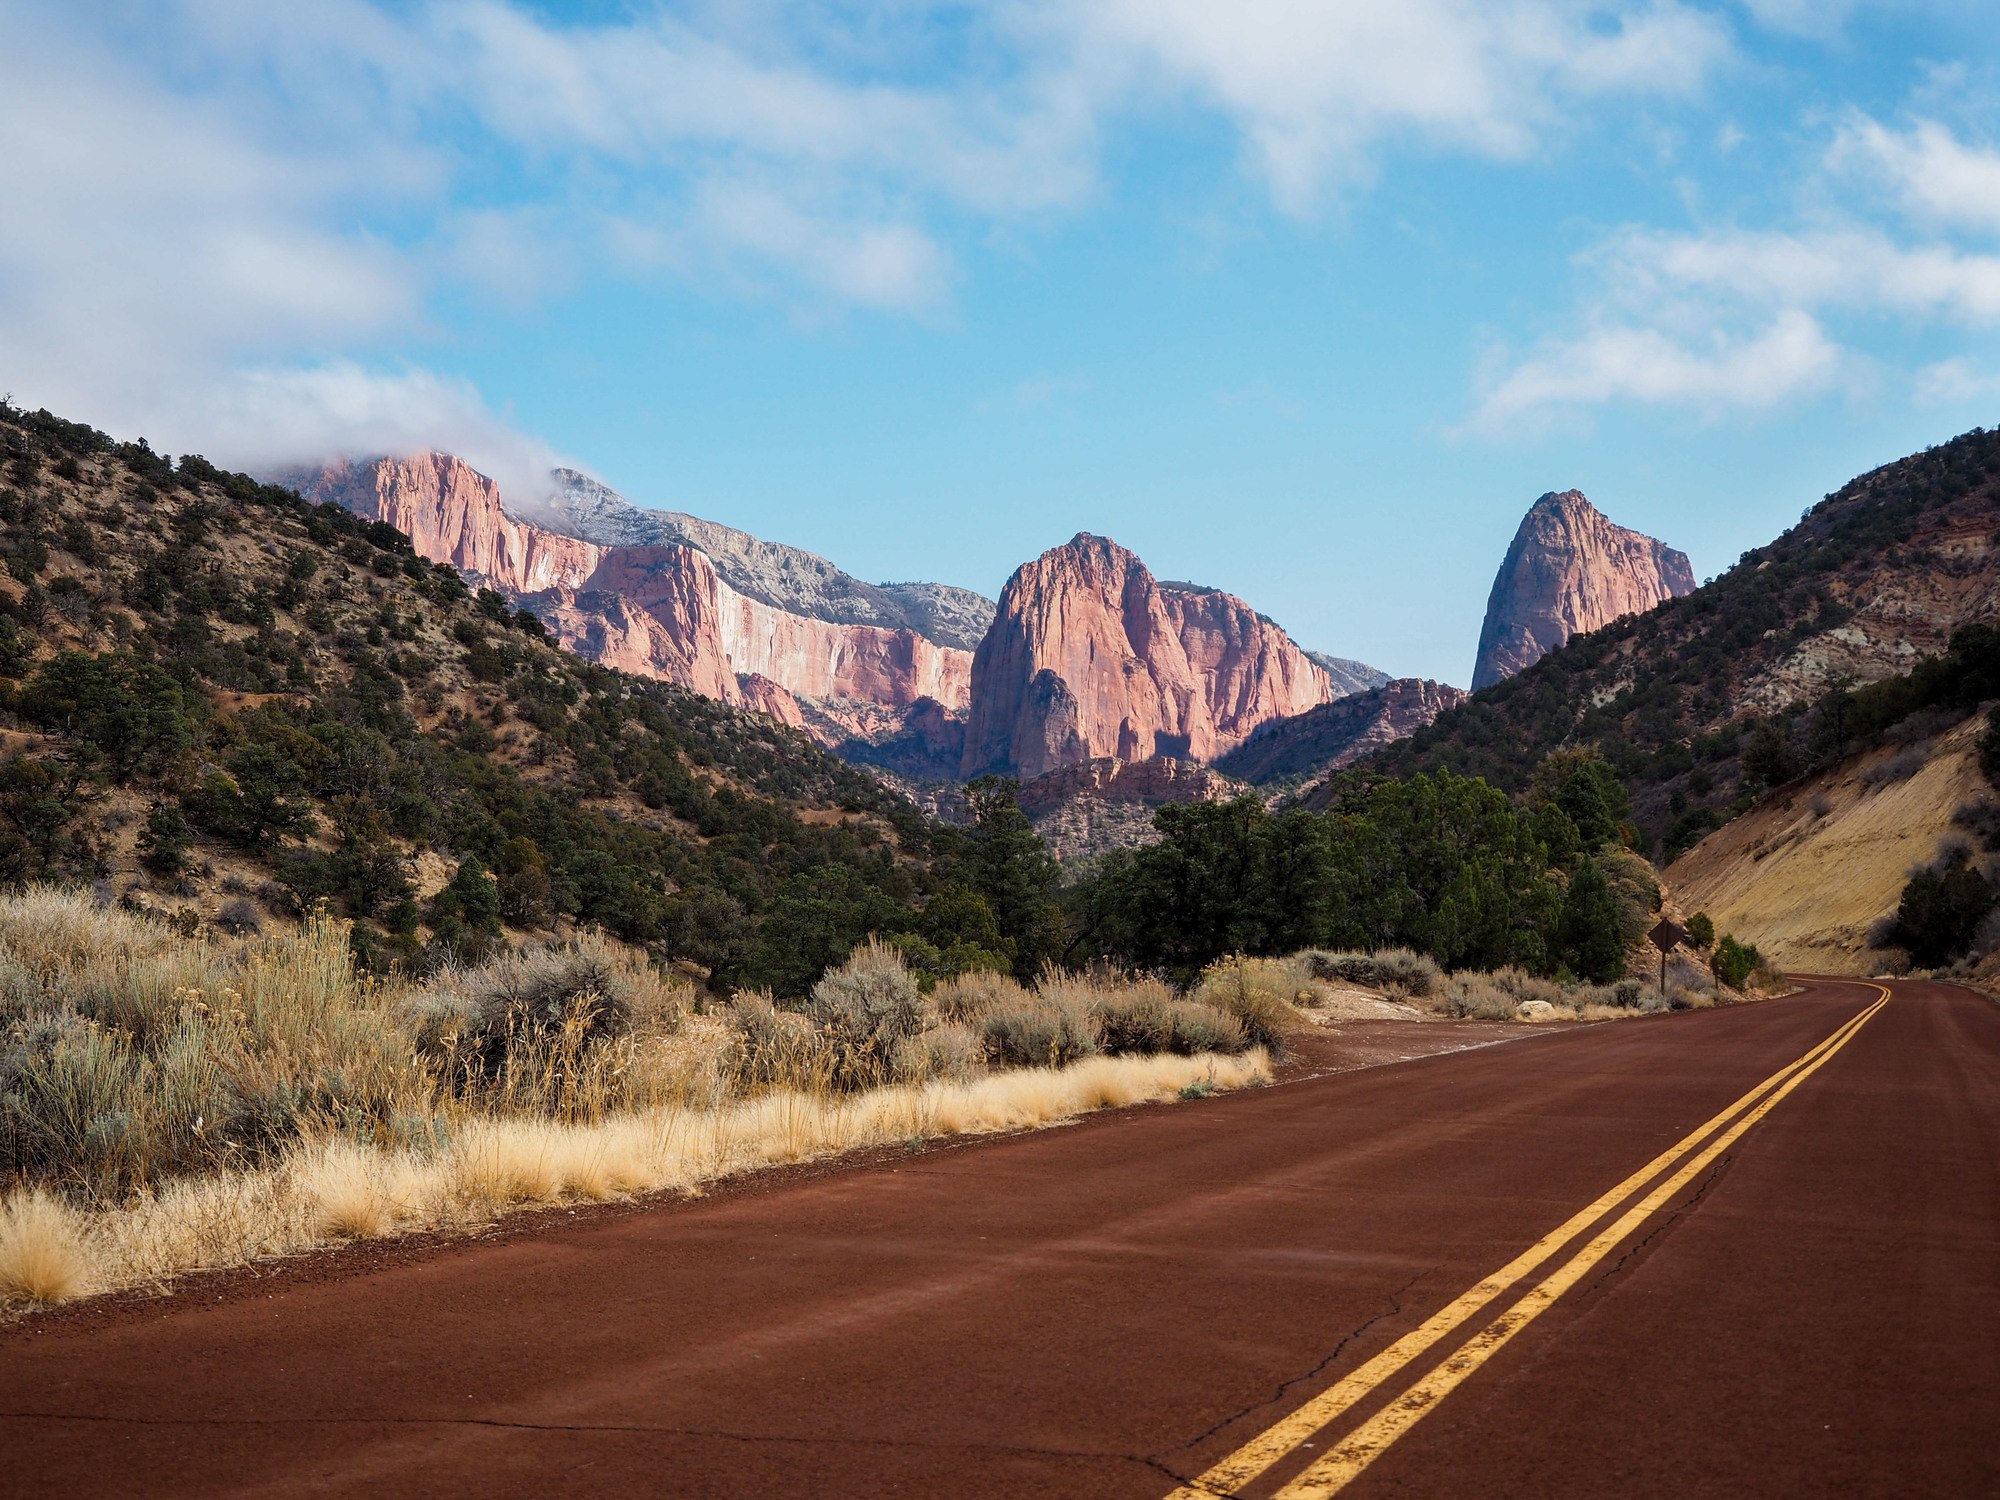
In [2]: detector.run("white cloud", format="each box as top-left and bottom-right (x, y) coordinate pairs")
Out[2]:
(1596, 226), (2000, 321)
(0, 14), (429, 464)
(1474, 309), (1845, 430)
(1, 0), (1745, 468)
(1473, 104), (2000, 430)
(186, 364), (563, 500)
(1062, 0), (1731, 211)
(688, 181), (954, 313)
(1829, 115), (2000, 237)
(1914, 357), (2000, 406)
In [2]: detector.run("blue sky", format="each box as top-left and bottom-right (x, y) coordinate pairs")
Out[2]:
(4, 2), (1999, 684)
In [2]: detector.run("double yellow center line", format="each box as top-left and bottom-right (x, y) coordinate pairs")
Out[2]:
(1167, 985), (1890, 1499)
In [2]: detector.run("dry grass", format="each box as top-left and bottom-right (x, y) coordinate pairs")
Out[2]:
(8, 1048), (1270, 1308)
(0, 1189), (93, 1306)
(0, 890), (1277, 1311)
(1190, 956), (1312, 1052)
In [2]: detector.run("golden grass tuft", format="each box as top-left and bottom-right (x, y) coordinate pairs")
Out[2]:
(16, 1048), (1270, 1310)
(0, 1189), (95, 1305)
(2, 900), (1287, 1316)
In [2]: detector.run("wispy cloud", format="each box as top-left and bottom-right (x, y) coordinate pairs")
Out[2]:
(0, 0), (1744, 468)
(1060, 0), (1730, 212)
(1829, 114), (2000, 236)
(1471, 109), (2000, 431)
(1473, 310), (1846, 432)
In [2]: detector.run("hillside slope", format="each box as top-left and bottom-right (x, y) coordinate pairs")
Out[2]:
(1666, 714), (1987, 974)
(0, 404), (955, 985)
(1367, 426), (2000, 850)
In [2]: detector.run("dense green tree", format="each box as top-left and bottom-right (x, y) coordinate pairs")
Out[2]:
(1740, 721), (1797, 789)
(18, 651), (192, 779)
(1894, 852), (1995, 967)
(428, 855), (503, 960)
(741, 864), (913, 998)
(495, 836), (555, 927)
(1075, 769), (1605, 981)
(1711, 934), (1761, 989)
(1555, 859), (1629, 982)
(966, 778), (1065, 980)
(0, 753), (89, 881)
(137, 800), (193, 878)
(1981, 704), (2000, 787)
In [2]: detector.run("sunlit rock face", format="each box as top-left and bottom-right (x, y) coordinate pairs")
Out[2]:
(284, 453), (973, 726)
(961, 533), (1344, 780)
(1473, 490), (1696, 691)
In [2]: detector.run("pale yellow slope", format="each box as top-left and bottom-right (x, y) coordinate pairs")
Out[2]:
(1666, 714), (1986, 974)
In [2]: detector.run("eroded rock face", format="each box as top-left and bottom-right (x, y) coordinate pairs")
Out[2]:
(282, 454), (973, 725)
(1473, 491), (1695, 691)
(962, 534), (1343, 780)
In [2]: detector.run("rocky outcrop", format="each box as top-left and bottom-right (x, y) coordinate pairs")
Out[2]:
(1015, 756), (1249, 862)
(1305, 651), (1393, 697)
(281, 454), (974, 726)
(1216, 679), (1470, 788)
(1472, 491), (1695, 690)
(961, 534), (1358, 780)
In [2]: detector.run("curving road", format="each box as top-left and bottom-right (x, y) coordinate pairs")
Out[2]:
(4, 978), (1996, 1498)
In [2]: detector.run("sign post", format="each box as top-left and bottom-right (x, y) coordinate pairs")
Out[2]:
(1649, 918), (1689, 994)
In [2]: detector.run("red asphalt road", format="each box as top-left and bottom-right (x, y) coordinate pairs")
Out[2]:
(3, 978), (1996, 1498)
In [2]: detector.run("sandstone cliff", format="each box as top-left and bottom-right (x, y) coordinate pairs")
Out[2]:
(961, 534), (1354, 780)
(1216, 678), (1469, 790)
(281, 455), (974, 726)
(1472, 491), (1695, 690)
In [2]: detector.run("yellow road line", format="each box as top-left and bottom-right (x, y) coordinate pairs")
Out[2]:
(1167, 986), (1888, 1499)
(1271, 984), (1890, 1498)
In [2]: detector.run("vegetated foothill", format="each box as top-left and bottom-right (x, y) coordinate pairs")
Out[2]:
(0, 401), (1066, 993)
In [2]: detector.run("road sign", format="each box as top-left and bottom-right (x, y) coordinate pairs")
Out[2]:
(1649, 919), (1690, 992)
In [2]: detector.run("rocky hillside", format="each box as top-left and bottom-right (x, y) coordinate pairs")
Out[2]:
(1214, 678), (1468, 790)
(281, 455), (978, 743)
(0, 405), (962, 986)
(961, 534), (1364, 780)
(1472, 490), (1694, 690)
(1366, 426), (2000, 852)
(1014, 756), (1247, 863)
